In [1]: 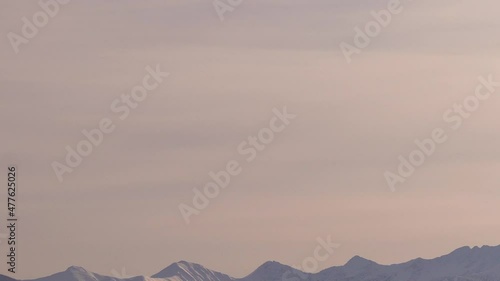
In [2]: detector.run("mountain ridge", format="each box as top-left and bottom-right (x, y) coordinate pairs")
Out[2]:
(3, 245), (500, 281)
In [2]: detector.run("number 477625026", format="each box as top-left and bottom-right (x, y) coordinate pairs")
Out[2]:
(7, 167), (16, 217)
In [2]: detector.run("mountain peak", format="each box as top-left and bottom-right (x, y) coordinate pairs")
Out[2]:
(450, 246), (472, 255)
(257, 261), (288, 270)
(243, 260), (299, 281)
(152, 261), (197, 278)
(60, 266), (97, 281)
(66, 266), (88, 273)
(152, 261), (234, 281)
(344, 255), (376, 269)
(11, 245), (500, 281)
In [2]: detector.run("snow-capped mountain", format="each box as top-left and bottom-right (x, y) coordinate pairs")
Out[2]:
(152, 261), (234, 281)
(4, 245), (500, 281)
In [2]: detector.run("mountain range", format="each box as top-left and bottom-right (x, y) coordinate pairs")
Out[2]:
(4, 245), (500, 281)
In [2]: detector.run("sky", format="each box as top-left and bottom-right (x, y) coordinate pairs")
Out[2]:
(1, 0), (500, 279)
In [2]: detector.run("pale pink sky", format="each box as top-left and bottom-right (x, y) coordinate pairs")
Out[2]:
(1, 0), (500, 279)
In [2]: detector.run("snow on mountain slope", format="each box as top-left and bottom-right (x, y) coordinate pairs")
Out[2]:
(152, 261), (234, 281)
(5, 245), (500, 281)
(22, 266), (118, 281)
(310, 245), (500, 281)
